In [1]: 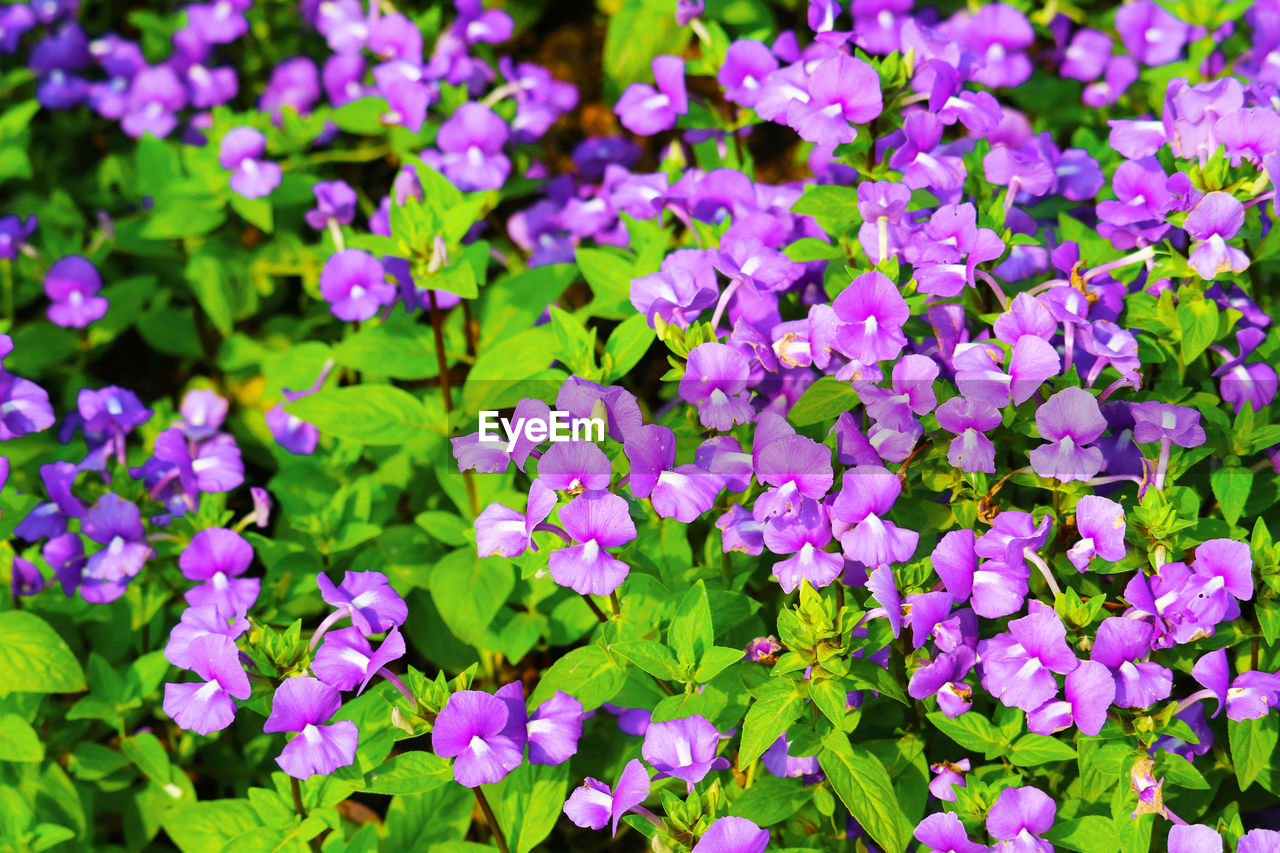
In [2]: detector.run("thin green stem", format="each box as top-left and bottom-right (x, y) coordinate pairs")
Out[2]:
(474, 786), (510, 853)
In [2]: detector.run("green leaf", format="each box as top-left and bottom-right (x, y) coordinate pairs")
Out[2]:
(844, 657), (909, 707)
(1230, 713), (1279, 790)
(230, 194), (273, 232)
(285, 384), (436, 444)
(122, 732), (171, 782)
(1046, 815), (1121, 853)
(0, 714), (43, 762)
(529, 644), (628, 711)
(1008, 732), (1078, 766)
(603, 313), (655, 382)
(1177, 293), (1219, 363)
(740, 682), (805, 766)
(791, 185), (861, 224)
(334, 323), (439, 380)
(427, 548), (515, 648)
(729, 776), (810, 826)
(787, 376), (858, 426)
(809, 679), (849, 727)
(819, 733), (906, 853)
(163, 800), (261, 853)
(925, 711), (1009, 759)
(358, 752), (452, 795)
(693, 647), (744, 683)
(576, 247), (635, 318)
(186, 253), (235, 336)
(0, 611), (86, 693)
(612, 640), (684, 682)
(494, 761), (569, 853)
(1210, 466), (1253, 527)
(785, 237), (845, 261)
(331, 97), (392, 134)
(668, 580), (715, 666)
(602, 0), (689, 99)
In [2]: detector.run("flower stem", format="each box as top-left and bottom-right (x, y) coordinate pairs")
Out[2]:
(290, 777), (323, 853)
(1023, 548), (1062, 599)
(580, 594), (608, 624)
(308, 607), (346, 651)
(1082, 245), (1155, 282)
(709, 277), (742, 334)
(1154, 437), (1172, 491)
(474, 786), (510, 853)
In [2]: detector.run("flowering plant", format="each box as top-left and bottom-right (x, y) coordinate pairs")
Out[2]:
(1, 0), (1280, 851)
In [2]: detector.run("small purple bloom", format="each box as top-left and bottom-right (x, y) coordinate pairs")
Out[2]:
(44, 255), (108, 328)
(264, 676), (359, 779)
(305, 180), (357, 230)
(1029, 387), (1107, 483)
(679, 343), (754, 432)
(563, 758), (651, 836)
(317, 570), (408, 636)
(319, 249), (396, 322)
(641, 715), (730, 793)
(526, 690), (585, 765)
(1184, 192), (1249, 280)
(432, 688), (525, 787)
(163, 633), (250, 735)
(432, 102), (511, 191)
(1068, 495), (1127, 571)
(692, 816), (770, 853)
(616, 55), (687, 136)
(313, 626), (405, 693)
(180, 527), (259, 617)
(985, 786), (1057, 852)
(548, 490), (636, 596)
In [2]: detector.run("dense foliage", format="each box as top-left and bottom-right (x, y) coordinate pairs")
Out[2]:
(1, 0), (1280, 851)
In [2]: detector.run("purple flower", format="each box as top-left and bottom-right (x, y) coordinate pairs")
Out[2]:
(1091, 617), (1172, 708)
(786, 54), (882, 145)
(625, 424), (722, 523)
(44, 255), (108, 328)
(266, 404), (319, 455)
(476, 480), (557, 558)
(979, 605), (1079, 712)
(180, 527), (259, 617)
(165, 603), (248, 671)
(1029, 387), (1107, 483)
(80, 492), (150, 603)
(630, 249), (718, 329)
(163, 633), (250, 735)
(915, 812), (985, 853)
(765, 498), (843, 592)
(1240, 831), (1280, 853)
(679, 343), (754, 431)
(615, 55), (687, 136)
(641, 715), (729, 792)
(1114, 0), (1189, 66)
(305, 180), (357, 230)
(178, 389), (228, 441)
(986, 786), (1057, 852)
(548, 490), (636, 595)
(1027, 659), (1115, 736)
(563, 758), (651, 836)
(935, 397), (1001, 473)
(186, 0), (249, 43)
(1184, 192), (1249, 280)
(0, 215), (37, 260)
(692, 817), (770, 853)
(753, 430), (834, 522)
(218, 127), (281, 199)
(1061, 28), (1112, 80)
(955, 337), (1059, 409)
(313, 626), (405, 693)
(433, 102), (510, 191)
(526, 690), (584, 765)
(1168, 825), (1223, 853)
(11, 557), (43, 597)
(264, 676), (359, 779)
(1068, 494), (1127, 571)
(121, 66), (185, 139)
(44, 533), (86, 597)
(319, 249), (396, 322)
(432, 687), (525, 787)
(832, 271), (909, 364)
(317, 570), (408, 635)
(718, 40), (777, 108)
(928, 759), (970, 801)
(831, 466), (918, 568)
(0, 368), (55, 441)
(887, 112), (966, 192)
(259, 56), (320, 118)
(537, 440), (612, 493)
(762, 734), (822, 779)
